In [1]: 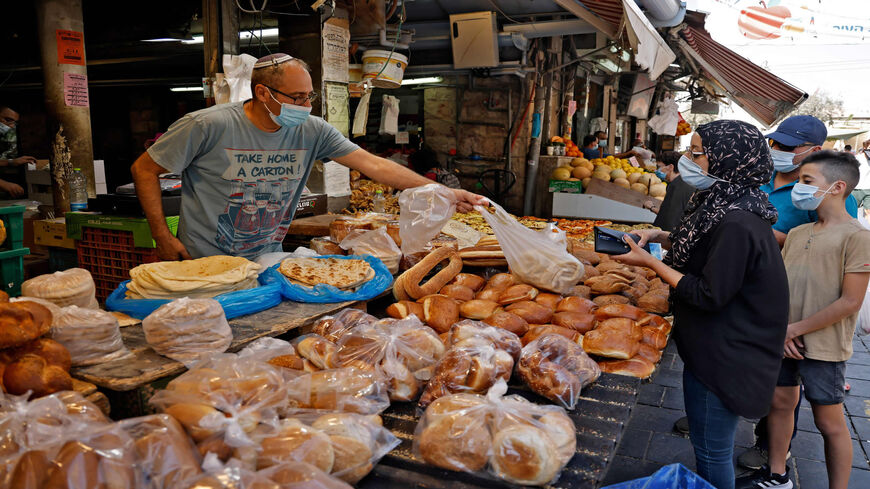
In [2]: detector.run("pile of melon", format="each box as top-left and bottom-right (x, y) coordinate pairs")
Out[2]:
(550, 157), (667, 199)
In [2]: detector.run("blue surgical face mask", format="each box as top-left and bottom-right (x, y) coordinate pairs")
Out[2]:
(770, 147), (813, 173)
(678, 154), (729, 190)
(265, 92), (311, 128)
(654, 169), (667, 181)
(0, 124), (10, 135)
(791, 182), (835, 210)
(598, 139), (607, 148)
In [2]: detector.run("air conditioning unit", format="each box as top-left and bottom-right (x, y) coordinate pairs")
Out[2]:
(449, 11), (500, 69)
(575, 32), (608, 58)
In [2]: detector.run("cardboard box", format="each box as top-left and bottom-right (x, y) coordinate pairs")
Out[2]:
(548, 179), (584, 193)
(33, 218), (76, 249)
(25, 169), (53, 205)
(296, 193), (327, 217)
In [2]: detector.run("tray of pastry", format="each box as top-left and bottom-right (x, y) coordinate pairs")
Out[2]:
(362, 374), (639, 489)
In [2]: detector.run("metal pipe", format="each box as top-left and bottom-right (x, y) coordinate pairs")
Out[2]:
(523, 71), (547, 216)
(637, 0), (681, 22)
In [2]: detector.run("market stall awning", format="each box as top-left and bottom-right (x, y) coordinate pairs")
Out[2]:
(825, 127), (869, 140)
(676, 23), (807, 127)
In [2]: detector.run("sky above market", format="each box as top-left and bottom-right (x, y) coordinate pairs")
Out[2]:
(686, 0), (870, 125)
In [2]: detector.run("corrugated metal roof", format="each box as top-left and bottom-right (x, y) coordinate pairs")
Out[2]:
(678, 25), (807, 127)
(579, 0), (625, 29)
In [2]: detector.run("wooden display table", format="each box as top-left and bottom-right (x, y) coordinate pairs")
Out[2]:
(286, 214), (339, 237)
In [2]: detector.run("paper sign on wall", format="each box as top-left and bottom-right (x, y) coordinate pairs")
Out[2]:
(324, 82), (350, 137)
(395, 131), (409, 144)
(322, 19), (350, 83)
(63, 73), (89, 107)
(56, 30), (85, 65)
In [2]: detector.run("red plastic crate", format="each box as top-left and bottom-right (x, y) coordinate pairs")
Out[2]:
(76, 227), (159, 302)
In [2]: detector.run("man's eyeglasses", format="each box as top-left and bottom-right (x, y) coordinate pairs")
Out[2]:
(264, 85), (318, 105)
(0, 117), (16, 127)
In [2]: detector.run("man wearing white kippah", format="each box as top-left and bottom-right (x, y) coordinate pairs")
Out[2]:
(132, 53), (485, 260)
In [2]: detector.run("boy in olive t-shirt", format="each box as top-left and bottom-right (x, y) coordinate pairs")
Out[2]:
(746, 151), (870, 489)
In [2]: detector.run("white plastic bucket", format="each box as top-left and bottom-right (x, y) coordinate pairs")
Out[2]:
(362, 50), (408, 89)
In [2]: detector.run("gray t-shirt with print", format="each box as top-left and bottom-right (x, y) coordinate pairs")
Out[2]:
(147, 102), (359, 259)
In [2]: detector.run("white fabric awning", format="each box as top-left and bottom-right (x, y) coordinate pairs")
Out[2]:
(622, 0), (676, 80)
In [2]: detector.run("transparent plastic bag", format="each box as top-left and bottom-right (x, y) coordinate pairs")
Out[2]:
(51, 305), (130, 366)
(418, 343), (515, 408)
(414, 380), (577, 486)
(333, 316), (446, 401)
(398, 184), (457, 255)
(516, 333), (601, 409)
(311, 308), (377, 343)
(118, 414), (203, 489)
(339, 228), (402, 274)
(259, 255), (393, 304)
(149, 354), (287, 449)
(291, 334), (338, 370)
(601, 463), (716, 489)
(143, 298), (233, 365)
(648, 94), (680, 136)
(252, 413), (399, 484)
(445, 320), (522, 361)
(474, 202), (584, 294)
(180, 456), (354, 489)
(281, 367), (390, 416)
(237, 337), (297, 361)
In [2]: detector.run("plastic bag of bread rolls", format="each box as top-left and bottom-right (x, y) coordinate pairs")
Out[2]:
(118, 414), (203, 489)
(398, 183), (457, 255)
(251, 413), (399, 484)
(179, 455), (353, 489)
(311, 308), (377, 343)
(473, 202), (584, 295)
(516, 333), (601, 409)
(333, 316), (445, 401)
(339, 228), (402, 275)
(149, 354), (288, 450)
(21, 268), (99, 310)
(51, 305), (130, 366)
(445, 320), (522, 361)
(281, 366), (390, 416)
(143, 298), (233, 365)
(418, 341), (515, 408)
(415, 380), (577, 486)
(237, 337), (320, 373)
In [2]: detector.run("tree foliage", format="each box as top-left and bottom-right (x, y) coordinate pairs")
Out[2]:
(790, 91), (845, 125)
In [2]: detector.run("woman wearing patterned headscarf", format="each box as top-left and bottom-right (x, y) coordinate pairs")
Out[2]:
(616, 120), (790, 489)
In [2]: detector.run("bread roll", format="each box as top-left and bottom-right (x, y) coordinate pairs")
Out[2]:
(44, 441), (100, 489)
(0, 302), (53, 350)
(483, 312), (529, 337)
(504, 301), (553, 325)
(6, 338), (71, 371)
(418, 414), (491, 472)
(592, 294), (631, 307)
(638, 292), (670, 314)
(3, 354), (72, 398)
(486, 273), (517, 292)
(596, 318), (643, 340)
(521, 325), (580, 346)
(422, 296), (460, 334)
(598, 357), (656, 378)
(489, 424), (561, 485)
(459, 300), (500, 320)
(551, 312), (595, 334)
(329, 434), (374, 483)
(642, 326), (668, 350)
(475, 288), (502, 302)
(8, 450), (50, 489)
(537, 411), (577, 466)
(385, 301), (424, 320)
(312, 308), (376, 343)
(447, 321), (522, 360)
(594, 304), (647, 322)
(294, 335), (337, 370)
(258, 419), (334, 473)
(125, 414), (203, 489)
(535, 293), (562, 310)
(440, 284), (475, 302)
(163, 403), (224, 442)
(311, 237), (346, 256)
(581, 328), (641, 360)
(497, 285), (539, 305)
(450, 273), (486, 292)
(637, 343), (663, 363)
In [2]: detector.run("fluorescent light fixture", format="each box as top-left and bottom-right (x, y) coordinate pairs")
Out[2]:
(401, 76), (443, 86)
(241, 28), (279, 39)
(170, 86), (203, 92)
(158, 28), (279, 45)
(181, 35), (204, 45)
(142, 37), (184, 42)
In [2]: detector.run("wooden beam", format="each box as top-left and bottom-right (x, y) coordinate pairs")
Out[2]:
(553, 0), (617, 39)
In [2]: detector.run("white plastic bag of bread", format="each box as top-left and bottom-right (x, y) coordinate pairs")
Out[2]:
(291, 334), (338, 370)
(249, 412), (400, 484)
(415, 380), (577, 486)
(332, 316), (446, 401)
(445, 320), (522, 362)
(418, 341), (516, 408)
(50, 305), (129, 366)
(280, 366), (390, 416)
(338, 227), (403, 275)
(236, 337), (320, 373)
(20, 268), (99, 309)
(516, 333), (601, 409)
(149, 354), (288, 453)
(397, 183), (457, 256)
(127, 255), (261, 300)
(118, 413), (204, 489)
(143, 298), (233, 365)
(179, 455), (354, 489)
(474, 202), (585, 295)
(311, 308), (377, 343)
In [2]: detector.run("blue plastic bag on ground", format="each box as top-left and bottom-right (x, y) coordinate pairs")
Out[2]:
(259, 254), (393, 303)
(105, 278), (282, 320)
(602, 464), (715, 489)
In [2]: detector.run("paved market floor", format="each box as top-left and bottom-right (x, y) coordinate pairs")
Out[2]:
(600, 334), (870, 488)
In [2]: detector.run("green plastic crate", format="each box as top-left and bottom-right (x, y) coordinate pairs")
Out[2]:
(0, 247), (30, 296)
(548, 179), (584, 193)
(64, 213), (179, 248)
(0, 205), (25, 250)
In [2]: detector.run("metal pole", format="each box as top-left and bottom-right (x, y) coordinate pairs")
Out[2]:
(35, 0), (95, 213)
(523, 70), (547, 216)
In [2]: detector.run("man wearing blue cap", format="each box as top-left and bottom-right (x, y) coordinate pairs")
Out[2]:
(132, 54), (486, 260)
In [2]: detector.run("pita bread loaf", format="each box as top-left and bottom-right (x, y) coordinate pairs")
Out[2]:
(21, 268), (99, 309)
(52, 305), (129, 366)
(127, 256), (261, 299)
(143, 298), (233, 364)
(279, 257), (375, 290)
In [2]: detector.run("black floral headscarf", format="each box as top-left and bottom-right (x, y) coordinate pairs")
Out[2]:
(666, 120), (778, 269)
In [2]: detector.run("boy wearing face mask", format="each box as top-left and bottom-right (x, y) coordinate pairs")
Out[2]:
(738, 151), (870, 489)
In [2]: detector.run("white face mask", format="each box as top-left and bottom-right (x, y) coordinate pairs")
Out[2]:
(0, 123), (10, 135)
(770, 147), (813, 173)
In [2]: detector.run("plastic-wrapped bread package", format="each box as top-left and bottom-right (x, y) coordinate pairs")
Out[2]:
(310, 308), (377, 343)
(516, 333), (601, 409)
(21, 268), (99, 309)
(118, 414), (204, 489)
(9, 296), (63, 318)
(280, 367), (390, 416)
(339, 228), (403, 275)
(143, 298), (233, 365)
(418, 341), (515, 408)
(237, 337), (319, 373)
(444, 320), (522, 361)
(178, 455), (354, 489)
(250, 412), (399, 484)
(291, 334), (337, 370)
(149, 354), (288, 456)
(414, 380), (576, 486)
(51, 305), (130, 366)
(332, 316), (446, 402)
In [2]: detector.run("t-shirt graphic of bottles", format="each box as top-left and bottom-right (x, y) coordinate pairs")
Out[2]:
(216, 177), (300, 256)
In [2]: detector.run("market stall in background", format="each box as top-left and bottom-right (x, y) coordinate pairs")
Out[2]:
(0, 0), (810, 488)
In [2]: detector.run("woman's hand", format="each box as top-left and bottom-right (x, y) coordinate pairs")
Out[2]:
(631, 228), (670, 247)
(614, 235), (655, 267)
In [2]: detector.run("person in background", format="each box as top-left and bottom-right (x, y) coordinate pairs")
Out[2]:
(737, 151), (870, 489)
(615, 120), (789, 489)
(0, 105), (37, 198)
(648, 151), (694, 232)
(631, 138), (655, 166)
(409, 145), (461, 189)
(856, 140), (870, 212)
(844, 144), (853, 154)
(583, 132), (636, 160)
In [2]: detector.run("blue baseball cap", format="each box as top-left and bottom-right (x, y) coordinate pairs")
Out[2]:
(765, 115), (827, 147)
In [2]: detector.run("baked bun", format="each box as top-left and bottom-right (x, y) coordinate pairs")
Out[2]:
(504, 301), (553, 325)
(535, 293), (562, 310)
(598, 357), (656, 378)
(312, 309), (377, 343)
(641, 326), (668, 350)
(3, 354), (73, 398)
(517, 334), (600, 408)
(440, 284), (475, 302)
(483, 312), (529, 337)
(294, 335), (337, 370)
(521, 325), (580, 346)
(0, 302), (53, 349)
(258, 419), (335, 473)
(555, 296), (597, 314)
(594, 304), (647, 321)
(124, 414), (203, 489)
(551, 311), (595, 333)
(486, 273), (518, 291)
(447, 320), (522, 360)
(489, 424), (560, 485)
(537, 411), (577, 465)
(637, 343), (663, 363)
(422, 296), (460, 333)
(450, 273), (486, 292)
(418, 414), (491, 472)
(385, 301), (424, 320)
(5, 337), (71, 371)
(593, 294), (631, 307)
(497, 285), (539, 305)
(459, 300), (500, 320)
(475, 288), (502, 302)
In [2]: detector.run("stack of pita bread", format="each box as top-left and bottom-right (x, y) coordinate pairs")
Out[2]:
(21, 268), (99, 309)
(279, 257), (375, 290)
(126, 256), (261, 300)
